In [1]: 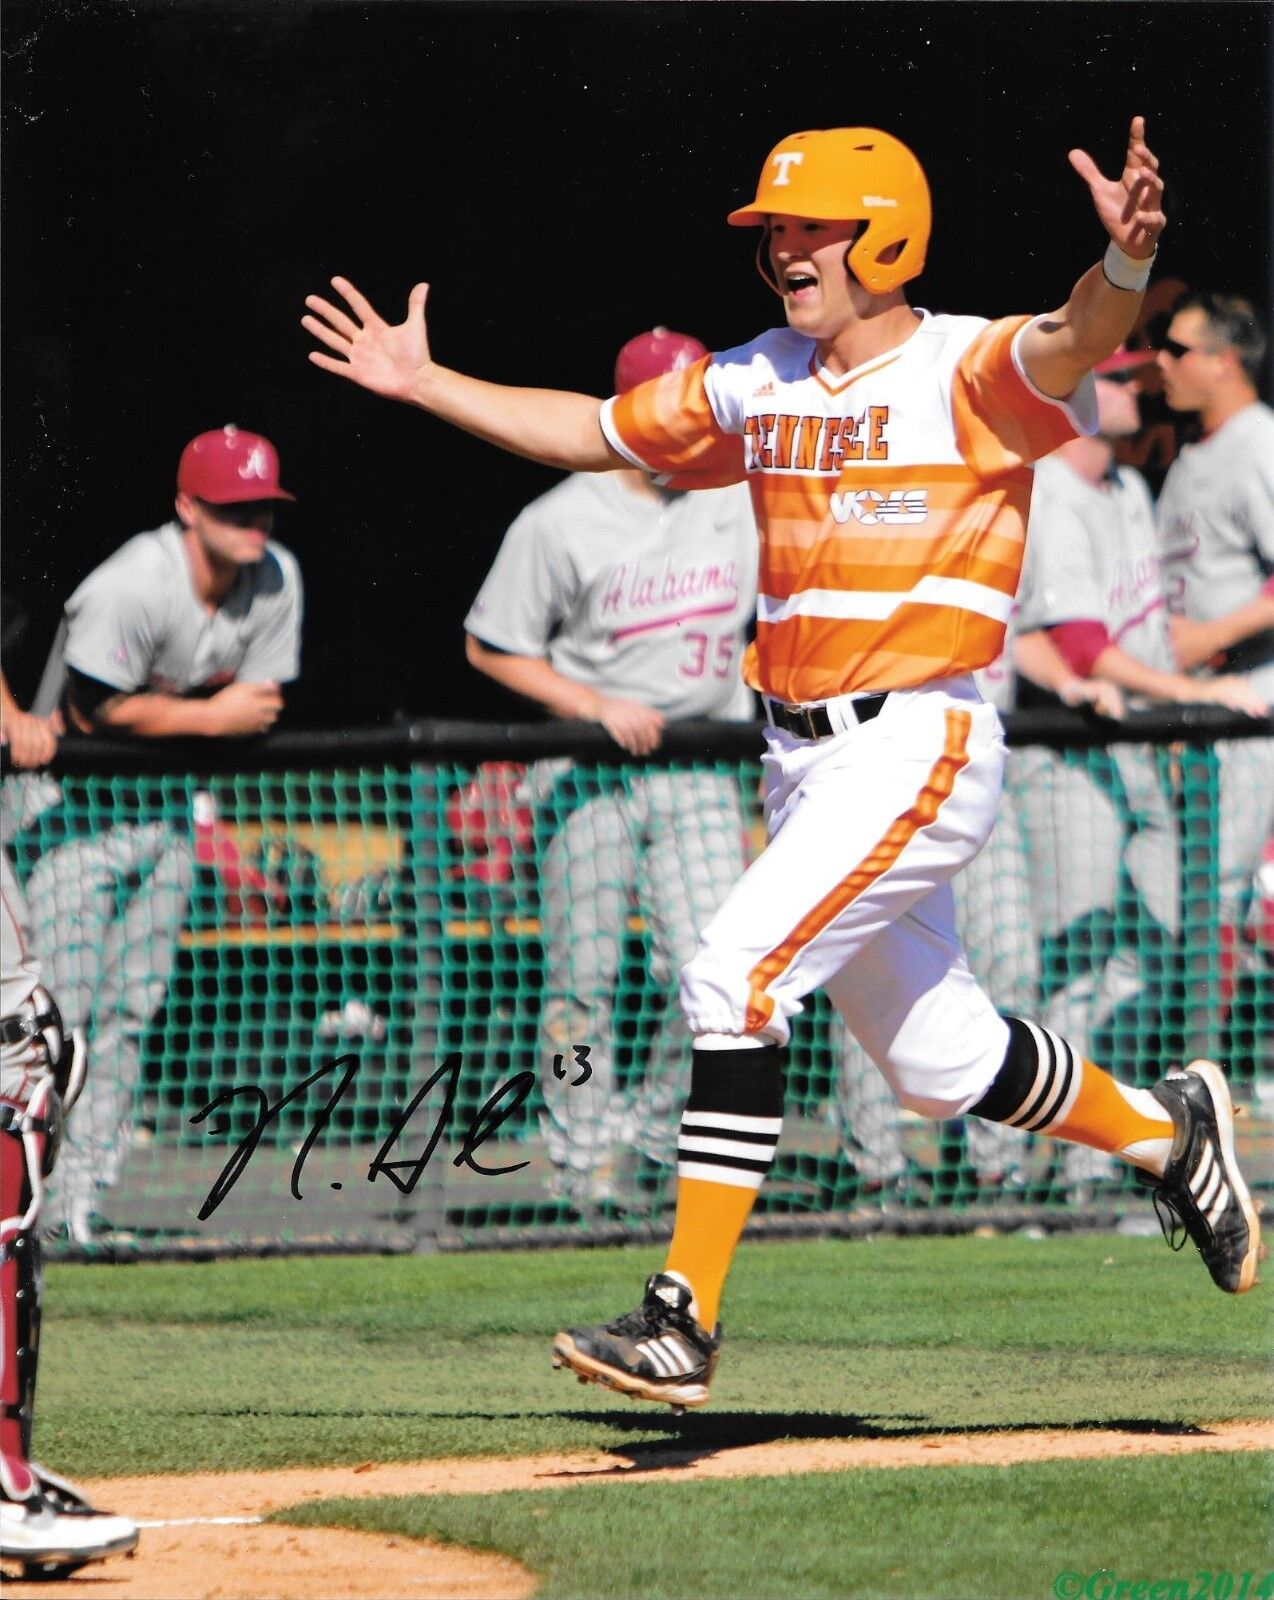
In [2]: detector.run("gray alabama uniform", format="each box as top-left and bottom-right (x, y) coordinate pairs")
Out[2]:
(832, 632), (1035, 1193)
(1157, 402), (1274, 983)
(22, 523), (302, 1235)
(465, 471), (758, 1204)
(1014, 456), (1179, 1179)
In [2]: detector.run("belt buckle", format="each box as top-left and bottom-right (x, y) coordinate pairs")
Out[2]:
(779, 701), (817, 739)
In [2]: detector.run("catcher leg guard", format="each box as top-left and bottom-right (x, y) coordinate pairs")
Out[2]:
(1, 1110), (44, 1505)
(1, 983), (86, 1506)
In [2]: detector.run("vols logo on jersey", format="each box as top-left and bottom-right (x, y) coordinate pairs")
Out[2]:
(829, 488), (928, 525)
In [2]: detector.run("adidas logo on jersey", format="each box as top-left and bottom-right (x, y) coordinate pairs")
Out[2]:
(830, 488), (928, 526)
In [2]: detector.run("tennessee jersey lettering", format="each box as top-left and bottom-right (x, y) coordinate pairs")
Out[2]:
(601, 313), (1096, 702)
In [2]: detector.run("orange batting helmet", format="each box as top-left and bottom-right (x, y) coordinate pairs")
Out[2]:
(728, 128), (931, 296)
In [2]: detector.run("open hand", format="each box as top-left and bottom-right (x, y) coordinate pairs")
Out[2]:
(303, 278), (433, 403)
(1068, 116), (1166, 260)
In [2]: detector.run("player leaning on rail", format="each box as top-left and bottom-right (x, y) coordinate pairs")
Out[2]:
(304, 117), (1264, 1414)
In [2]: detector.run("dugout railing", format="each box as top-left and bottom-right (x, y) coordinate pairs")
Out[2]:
(3, 706), (1271, 1261)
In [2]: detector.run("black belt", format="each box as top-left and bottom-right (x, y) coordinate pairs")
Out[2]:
(766, 692), (888, 740)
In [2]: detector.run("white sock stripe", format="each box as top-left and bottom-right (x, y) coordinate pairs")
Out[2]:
(681, 1112), (784, 1136)
(1035, 1027), (1078, 1128)
(1003, 1018), (1052, 1126)
(678, 1134), (779, 1162)
(1008, 1021), (1067, 1129)
(677, 1160), (765, 1190)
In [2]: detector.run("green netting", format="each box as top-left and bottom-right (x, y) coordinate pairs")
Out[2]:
(5, 731), (1271, 1257)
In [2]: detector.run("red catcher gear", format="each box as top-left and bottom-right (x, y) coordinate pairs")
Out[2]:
(176, 425), (296, 504)
(614, 328), (709, 395)
(727, 127), (931, 296)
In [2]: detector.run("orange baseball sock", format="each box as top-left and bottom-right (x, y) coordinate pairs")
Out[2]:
(1048, 1059), (1175, 1174)
(664, 1178), (761, 1332)
(662, 1042), (788, 1332)
(971, 1017), (1176, 1176)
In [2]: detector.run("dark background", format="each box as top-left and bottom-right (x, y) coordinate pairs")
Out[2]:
(4, 0), (1270, 727)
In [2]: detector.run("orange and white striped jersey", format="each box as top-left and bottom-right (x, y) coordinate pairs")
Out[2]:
(600, 312), (1097, 703)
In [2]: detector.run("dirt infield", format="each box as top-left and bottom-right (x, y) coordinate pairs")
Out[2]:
(6, 1420), (1271, 1599)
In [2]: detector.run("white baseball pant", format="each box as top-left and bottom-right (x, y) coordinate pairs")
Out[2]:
(680, 676), (1012, 1119)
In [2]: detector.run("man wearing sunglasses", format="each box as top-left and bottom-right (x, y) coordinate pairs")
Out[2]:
(1156, 295), (1274, 1061)
(15, 426), (304, 1245)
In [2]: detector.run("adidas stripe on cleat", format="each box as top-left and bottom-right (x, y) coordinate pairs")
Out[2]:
(1145, 1060), (1264, 1294)
(552, 1271), (721, 1411)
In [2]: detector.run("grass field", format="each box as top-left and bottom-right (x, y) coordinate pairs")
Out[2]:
(35, 1235), (1274, 1597)
(284, 1455), (1274, 1599)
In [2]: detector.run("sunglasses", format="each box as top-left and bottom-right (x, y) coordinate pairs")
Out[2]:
(1158, 336), (1206, 360)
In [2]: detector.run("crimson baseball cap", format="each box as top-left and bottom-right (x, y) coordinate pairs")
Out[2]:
(1094, 346), (1158, 375)
(176, 425), (296, 504)
(614, 327), (709, 394)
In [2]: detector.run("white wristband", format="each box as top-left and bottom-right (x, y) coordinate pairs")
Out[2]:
(1102, 240), (1156, 292)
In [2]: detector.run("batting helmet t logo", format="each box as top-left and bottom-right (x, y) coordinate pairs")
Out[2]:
(728, 128), (931, 296)
(770, 152), (805, 187)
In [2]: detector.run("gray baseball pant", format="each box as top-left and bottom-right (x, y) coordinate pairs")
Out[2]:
(23, 823), (193, 1226)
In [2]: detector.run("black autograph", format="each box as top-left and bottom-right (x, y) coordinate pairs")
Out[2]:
(190, 1046), (592, 1220)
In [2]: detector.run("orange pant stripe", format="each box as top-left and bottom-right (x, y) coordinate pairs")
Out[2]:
(744, 707), (973, 1032)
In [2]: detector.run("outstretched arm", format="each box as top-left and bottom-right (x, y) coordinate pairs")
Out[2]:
(1019, 116), (1167, 399)
(303, 278), (627, 473)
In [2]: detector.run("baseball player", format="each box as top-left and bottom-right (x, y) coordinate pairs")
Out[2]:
(1012, 350), (1266, 1195)
(1155, 294), (1274, 1057)
(305, 116), (1263, 1414)
(1, 684), (138, 1578)
(464, 329), (758, 1212)
(19, 427), (302, 1243)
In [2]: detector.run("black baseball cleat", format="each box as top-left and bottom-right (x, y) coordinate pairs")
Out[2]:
(552, 1271), (721, 1412)
(1145, 1060), (1264, 1294)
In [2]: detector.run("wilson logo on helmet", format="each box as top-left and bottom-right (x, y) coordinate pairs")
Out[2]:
(728, 127), (931, 297)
